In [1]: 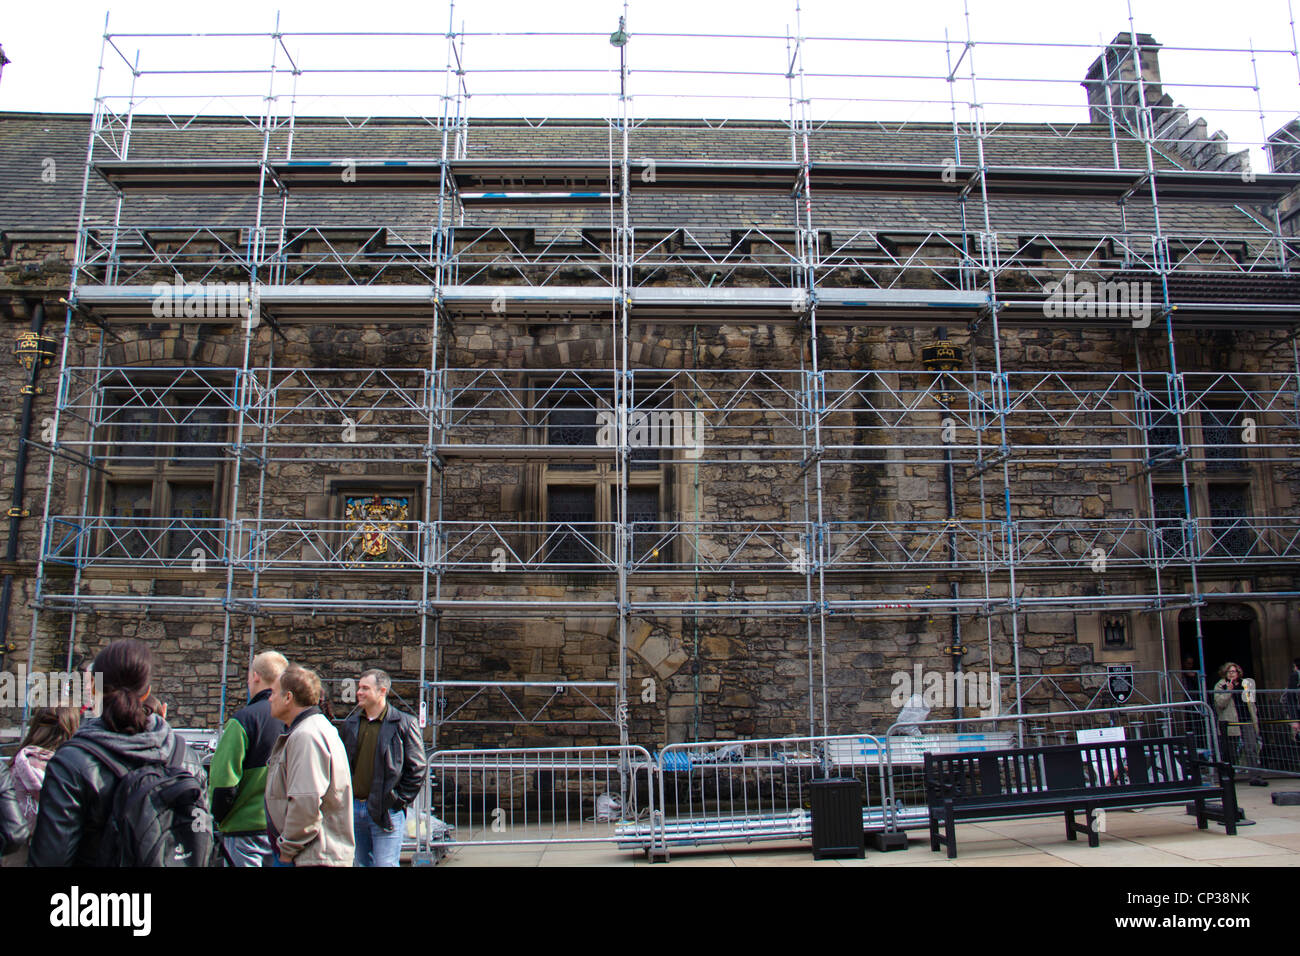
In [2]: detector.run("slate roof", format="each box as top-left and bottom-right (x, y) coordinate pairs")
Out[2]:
(0, 112), (1277, 247)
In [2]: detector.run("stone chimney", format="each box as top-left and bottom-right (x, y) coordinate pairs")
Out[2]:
(1267, 120), (1300, 235)
(1082, 32), (1249, 174)
(1083, 32), (1163, 128)
(1267, 120), (1300, 174)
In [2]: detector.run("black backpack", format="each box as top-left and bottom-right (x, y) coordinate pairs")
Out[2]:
(68, 736), (218, 868)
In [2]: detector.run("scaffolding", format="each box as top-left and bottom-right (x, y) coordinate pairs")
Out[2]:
(22, 1), (1300, 750)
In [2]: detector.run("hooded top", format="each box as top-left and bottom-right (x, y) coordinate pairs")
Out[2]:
(75, 714), (184, 764)
(27, 714), (204, 867)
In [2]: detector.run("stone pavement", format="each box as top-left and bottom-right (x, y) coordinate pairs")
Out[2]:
(432, 781), (1300, 867)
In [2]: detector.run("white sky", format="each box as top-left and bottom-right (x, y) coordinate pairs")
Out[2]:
(2, 0), (1298, 163)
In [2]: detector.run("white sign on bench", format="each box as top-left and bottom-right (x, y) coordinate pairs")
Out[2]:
(1076, 726), (1126, 786)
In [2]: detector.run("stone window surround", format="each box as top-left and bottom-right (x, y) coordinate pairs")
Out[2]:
(95, 373), (230, 560)
(528, 373), (675, 568)
(1135, 373), (1273, 556)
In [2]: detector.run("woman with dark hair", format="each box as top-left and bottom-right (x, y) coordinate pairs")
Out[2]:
(1, 706), (80, 867)
(27, 639), (207, 866)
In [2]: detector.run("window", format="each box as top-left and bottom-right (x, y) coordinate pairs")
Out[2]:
(546, 485), (597, 565)
(1138, 375), (1261, 565)
(105, 480), (153, 558)
(1201, 399), (1248, 472)
(1139, 374), (1179, 471)
(1207, 483), (1254, 557)
(624, 486), (662, 564)
(1152, 484), (1187, 561)
(1102, 615), (1130, 649)
(97, 377), (229, 564)
(167, 483), (218, 559)
(536, 376), (671, 570)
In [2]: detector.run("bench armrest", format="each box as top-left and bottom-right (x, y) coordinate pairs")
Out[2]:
(1187, 753), (1235, 784)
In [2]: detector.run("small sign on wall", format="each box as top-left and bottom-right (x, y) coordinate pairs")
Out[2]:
(1106, 663), (1135, 704)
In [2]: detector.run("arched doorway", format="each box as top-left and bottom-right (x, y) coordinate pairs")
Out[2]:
(1179, 604), (1258, 687)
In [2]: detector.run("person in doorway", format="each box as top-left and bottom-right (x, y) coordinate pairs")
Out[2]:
(1213, 661), (1267, 786)
(264, 664), (354, 867)
(340, 669), (426, 867)
(209, 651), (288, 866)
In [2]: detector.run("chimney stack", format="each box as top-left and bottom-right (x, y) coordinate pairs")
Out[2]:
(1082, 32), (1163, 129)
(1082, 31), (1248, 175)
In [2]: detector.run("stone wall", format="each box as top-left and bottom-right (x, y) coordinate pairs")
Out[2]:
(3, 232), (1299, 747)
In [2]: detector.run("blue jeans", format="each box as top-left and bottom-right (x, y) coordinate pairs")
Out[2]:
(353, 799), (405, 867)
(222, 833), (273, 867)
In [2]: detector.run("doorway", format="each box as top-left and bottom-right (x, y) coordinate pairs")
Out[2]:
(1179, 617), (1256, 689)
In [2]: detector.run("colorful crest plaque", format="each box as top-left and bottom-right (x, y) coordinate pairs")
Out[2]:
(345, 495), (410, 564)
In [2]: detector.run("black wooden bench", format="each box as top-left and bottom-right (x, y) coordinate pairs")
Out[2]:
(924, 735), (1237, 859)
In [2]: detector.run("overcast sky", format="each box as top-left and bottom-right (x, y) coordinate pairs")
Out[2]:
(2, 1), (1298, 164)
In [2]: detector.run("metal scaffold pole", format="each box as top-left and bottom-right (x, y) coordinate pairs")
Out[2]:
(615, 0), (632, 753)
(1125, 10), (1208, 701)
(416, 0), (458, 863)
(788, 9), (815, 738)
(963, 0), (1024, 742)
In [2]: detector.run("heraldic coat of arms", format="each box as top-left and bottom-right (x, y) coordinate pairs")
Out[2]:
(345, 495), (411, 566)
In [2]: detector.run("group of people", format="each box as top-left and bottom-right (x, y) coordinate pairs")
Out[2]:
(0, 638), (427, 867)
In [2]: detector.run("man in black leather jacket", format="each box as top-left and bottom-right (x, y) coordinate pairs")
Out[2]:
(0, 758), (29, 856)
(27, 712), (205, 866)
(340, 669), (426, 866)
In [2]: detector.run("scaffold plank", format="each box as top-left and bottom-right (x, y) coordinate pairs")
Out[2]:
(257, 285), (437, 322)
(94, 159), (266, 192)
(272, 159), (445, 190)
(93, 157), (1300, 206)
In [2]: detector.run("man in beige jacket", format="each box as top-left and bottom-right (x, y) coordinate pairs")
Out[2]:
(265, 664), (355, 866)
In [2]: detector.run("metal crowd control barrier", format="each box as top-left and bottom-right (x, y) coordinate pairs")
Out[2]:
(882, 700), (1220, 832)
(423, 745), (658, 857)
(1211, 688), (1300, 778)
(403, 774), (457, 864)
(415, 703), (1224, 863)
(615, 734), (890, 860)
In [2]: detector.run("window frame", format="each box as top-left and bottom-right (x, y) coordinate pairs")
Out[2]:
(530, 373), (675, 571)
(96, 373), (232, 564)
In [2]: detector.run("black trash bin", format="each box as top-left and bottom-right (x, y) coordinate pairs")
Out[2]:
(809, 776), (865, 860)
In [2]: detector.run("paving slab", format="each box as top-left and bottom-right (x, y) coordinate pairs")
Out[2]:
(1131, 832), (1291, 862)
(426, 778), (1300, 866)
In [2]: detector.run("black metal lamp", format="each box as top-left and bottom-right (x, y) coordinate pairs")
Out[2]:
(921, 338), (963, 406)
(15, 330), (58, 370)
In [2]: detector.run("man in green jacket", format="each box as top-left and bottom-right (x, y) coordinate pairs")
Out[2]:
(209, 651), (288, 865)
